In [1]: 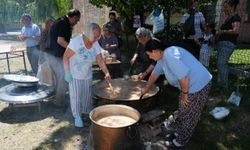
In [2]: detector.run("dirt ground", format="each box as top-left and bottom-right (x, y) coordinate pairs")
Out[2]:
(0, 35), (140, 150)
(0, 38), (90, 150)
(0, 98), (90, 150)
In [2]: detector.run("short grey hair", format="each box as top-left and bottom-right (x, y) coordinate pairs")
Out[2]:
(84, 23), (101, 41)
(21, 13), (32, 21)
(135, 27), (153, 39)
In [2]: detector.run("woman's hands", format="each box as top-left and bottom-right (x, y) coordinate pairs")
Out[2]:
(181, 93), (190, 107)
(104, 72), (111, 81)
(141, 86), (149, 99)
(64, 71), (73, 83)
(179, 75), (190, 107)
(138, 72), (147, 80)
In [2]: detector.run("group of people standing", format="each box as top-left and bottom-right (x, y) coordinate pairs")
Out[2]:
(17, 0), (241, 148)
(129, 0), (241, 148)
(18, 9), (125, 128)
(179, 0), (241, 89)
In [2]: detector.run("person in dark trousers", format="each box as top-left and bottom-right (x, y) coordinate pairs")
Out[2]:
(47, 9), (80, 107)
(180, 0), (206, 59)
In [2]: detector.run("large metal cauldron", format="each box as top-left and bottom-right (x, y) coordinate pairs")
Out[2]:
(89, 104), (143, 150)
(93, 78), (159, 113)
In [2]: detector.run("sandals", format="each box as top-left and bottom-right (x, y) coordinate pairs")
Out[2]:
(160, 139), (185, 149)
(162, 119), (176, 134)
(165, 132), (178, 141)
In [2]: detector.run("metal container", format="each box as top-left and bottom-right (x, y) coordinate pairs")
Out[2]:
(92, 78), (159, 113)
(3, 74), (39, 87)
(89, 104), (143, 150)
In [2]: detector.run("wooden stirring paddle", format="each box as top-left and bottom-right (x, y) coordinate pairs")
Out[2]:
(107, 81), (116, 96)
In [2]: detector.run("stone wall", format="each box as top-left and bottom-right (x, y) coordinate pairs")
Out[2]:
(73, 0), (110, 35)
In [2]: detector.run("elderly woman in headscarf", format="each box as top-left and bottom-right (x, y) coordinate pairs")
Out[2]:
(63, 23), (111, 127)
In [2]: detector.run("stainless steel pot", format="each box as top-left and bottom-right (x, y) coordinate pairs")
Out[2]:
(89, 104), (143, 150)
(3, 74), (39, 87)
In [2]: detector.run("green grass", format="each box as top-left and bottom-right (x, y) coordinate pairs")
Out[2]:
(229, 49), (250, 64)
(125, 46), (250, 149)
(155, 77), (250, 150)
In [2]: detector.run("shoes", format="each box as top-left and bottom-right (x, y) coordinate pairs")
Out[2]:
(162, 119), (176, 134)
(161, 139), (185, 149)
(165, 132), (178, 140)
(74, 117), (84, 128)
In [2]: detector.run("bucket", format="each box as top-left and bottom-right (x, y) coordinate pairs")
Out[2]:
(88, 104), (143, 150)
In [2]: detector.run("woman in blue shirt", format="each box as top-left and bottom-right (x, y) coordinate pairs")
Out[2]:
(141, 39), (212, 148)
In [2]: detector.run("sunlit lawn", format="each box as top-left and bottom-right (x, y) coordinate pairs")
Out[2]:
(157, 48), (250, 150)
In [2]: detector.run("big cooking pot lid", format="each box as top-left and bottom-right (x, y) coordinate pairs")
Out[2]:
(3, 74), (39, 85)
(93, 78), (159, 101)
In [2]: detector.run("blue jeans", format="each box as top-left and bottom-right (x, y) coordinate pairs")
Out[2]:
(216, 41), (236, 88)
(27, 46), (40, 74)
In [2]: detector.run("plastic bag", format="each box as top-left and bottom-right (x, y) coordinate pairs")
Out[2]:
(133, 15), (141, 28)
(37, 61), (54, 85)
(152, 9), (165, 34)
(145, 10), (154, 25)
(227, 91), (241, 106)
(209, 107), (230, 120)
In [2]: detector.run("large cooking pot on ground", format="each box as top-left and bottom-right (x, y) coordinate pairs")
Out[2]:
(88, 104), (143, 150)
(92, 78), (159, 113)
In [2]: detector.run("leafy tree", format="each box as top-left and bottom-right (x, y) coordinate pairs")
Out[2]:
(0, 0), (73, 29)
(89, 0), (216, 35)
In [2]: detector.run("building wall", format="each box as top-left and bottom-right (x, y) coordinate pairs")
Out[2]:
(73, 0), (110, 35)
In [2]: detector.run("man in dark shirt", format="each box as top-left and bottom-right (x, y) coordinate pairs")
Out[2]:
(47, 9), (80, 107)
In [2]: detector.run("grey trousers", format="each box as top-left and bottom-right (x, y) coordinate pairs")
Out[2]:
(27, 46), (40, 74)
(217, 41), (236, 88)
(46, 53), (67, 106)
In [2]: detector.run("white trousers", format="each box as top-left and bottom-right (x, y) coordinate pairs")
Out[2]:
(69, 78), (92, 118)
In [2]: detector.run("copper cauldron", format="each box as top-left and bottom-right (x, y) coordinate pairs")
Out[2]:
(88, 104), (143, 150)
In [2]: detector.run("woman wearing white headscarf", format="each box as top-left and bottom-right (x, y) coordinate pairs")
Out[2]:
(63, 23), (111, 127)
